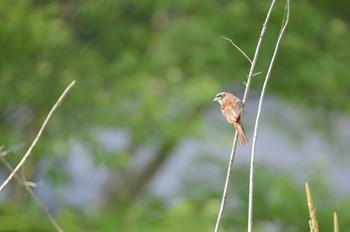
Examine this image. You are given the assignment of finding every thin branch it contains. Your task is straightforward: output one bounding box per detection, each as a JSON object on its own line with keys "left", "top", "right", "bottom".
{"left": 222, "top": 36, "right": 253, "bottom": 64}
{"left": 214, "top": 132, "right": 239, "bottom": 232}
{"left": 243, "top": 0, "right": 277, "bottom": 104}
{"left": 214, "top": 1, "right": 279, "bottom": 231}
{"left": 248, "top": 1, "right": 289, "bottom": 231}
{"left": 252, "top": 72, "right": 262, "bottom": 77}
{"left": 0, "top": 80, "right": 76, "bottom": 192}
{"left": 0, "top": 154, "right": 64, "bottom": 232}
{"left": 305, "top": 182, "right": 319, "bottom": 232}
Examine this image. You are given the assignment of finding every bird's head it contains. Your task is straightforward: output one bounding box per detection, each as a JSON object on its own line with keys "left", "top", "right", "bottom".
{"left": 213, "top": 92, "right": 229, "bottom": 104}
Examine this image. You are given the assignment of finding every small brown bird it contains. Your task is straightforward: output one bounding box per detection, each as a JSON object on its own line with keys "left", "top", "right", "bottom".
{"left": 213, "top": 91, "right": 249, "bottom": 145}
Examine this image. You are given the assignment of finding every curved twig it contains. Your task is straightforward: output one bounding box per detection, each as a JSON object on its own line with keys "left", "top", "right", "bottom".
{"left": 0, "top": 80, "right": 76, "bottom": 192}
{"left": 222, "top": 36, "right": 253, "bottom": 64}
{"left": 247, "top": 1, "right": 289, "bottom": 231}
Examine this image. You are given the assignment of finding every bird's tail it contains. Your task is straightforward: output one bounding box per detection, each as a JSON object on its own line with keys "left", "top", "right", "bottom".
{"left": 235, "top": 122, "right": 249, "bottom": 145}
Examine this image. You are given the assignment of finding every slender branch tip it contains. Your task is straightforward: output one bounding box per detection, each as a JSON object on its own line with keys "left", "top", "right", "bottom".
{"left": 222, "top": 35, "right": 253, "bottom": 64}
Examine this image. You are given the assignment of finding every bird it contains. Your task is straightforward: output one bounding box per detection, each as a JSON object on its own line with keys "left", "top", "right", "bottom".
{"left": 213, "top": 91, "right": 249, "bottom": 145}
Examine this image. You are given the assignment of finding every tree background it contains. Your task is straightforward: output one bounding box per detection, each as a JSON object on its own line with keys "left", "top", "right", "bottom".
{"left": 1, "top": 0, "right": 350, "bottom": 231}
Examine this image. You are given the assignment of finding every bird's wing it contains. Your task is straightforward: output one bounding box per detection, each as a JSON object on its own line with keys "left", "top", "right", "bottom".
{"left": 221, "top": 98, "right": 242, "bottom": 122}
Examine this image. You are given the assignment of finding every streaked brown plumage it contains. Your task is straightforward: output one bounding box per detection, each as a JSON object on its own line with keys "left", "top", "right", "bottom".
{"left": 213, "top": 92, "right": 249, "bottom": 145}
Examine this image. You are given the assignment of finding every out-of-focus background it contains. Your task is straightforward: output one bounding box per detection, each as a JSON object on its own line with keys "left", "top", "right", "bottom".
{"left": 1, "top": 0, "right": 350, "bottom": 231}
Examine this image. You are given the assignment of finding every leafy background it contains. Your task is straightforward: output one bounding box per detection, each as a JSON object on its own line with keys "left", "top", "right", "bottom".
{"left": 0, "top": 0, "right": 350, "bottom": 231}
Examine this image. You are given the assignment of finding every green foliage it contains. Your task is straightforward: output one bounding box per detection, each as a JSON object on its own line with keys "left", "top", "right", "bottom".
{"left": 1, "top": 0, "right": 349, "bottom": 150}
{"left": 1, "top": 165, "right": 344, "bottom": 231}
{"left": 0, "top": 202, "right": 55, "bottom": 231}
{"left": 182, "top": 163, "right": 350, "bottom": 231}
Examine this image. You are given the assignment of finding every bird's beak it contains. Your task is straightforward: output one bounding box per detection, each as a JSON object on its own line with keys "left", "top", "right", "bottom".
{"left": 213, "top": 97, "right": 218, "bottom": 102}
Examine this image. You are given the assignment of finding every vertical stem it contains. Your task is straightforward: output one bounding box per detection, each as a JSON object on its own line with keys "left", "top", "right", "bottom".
{"left": 305, "top": 182, "right": 319, "bottom": 232}
{"left": 247, "top": 1, "right": 289, "bottom": 231}
{"left": 214, "top": 134, "right": 238, "bottom": 232}
{"left": 333, "top": 212, "right": 339, "bottom": 232}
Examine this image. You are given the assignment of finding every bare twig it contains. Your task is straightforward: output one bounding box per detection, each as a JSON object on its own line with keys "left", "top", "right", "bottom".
{"left": 0, "top": 153, "right": 64, "bottom": 232}
{"left": 0, "top": 153, "right": 21, "bottom": 186}
{"left": 214, "top": 133, "right": 239, "bottom": 232}
{"left": 214, "top": 1, "right": 280, "bottom": 231}
{"left": 333, "top": 212, "right": 339, "bottom": 232}
{"left": 0, "top": 80, "right": 76, "bottom": 192}
{"left": 305, "top": 182, "right": 319, "bottom": 232}
{"left": 252, "top": 72, "right": 262, "bottom": 77}
{"left": 242, "top": 0, "right": 278, "bottom": 105}
{"left": 247, "top": 1, "right": 289, "bottom": 231}
{"left": 222, "top": 36, "right": 253, "bottom": 64}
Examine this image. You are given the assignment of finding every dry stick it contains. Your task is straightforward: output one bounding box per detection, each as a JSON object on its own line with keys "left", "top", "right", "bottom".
{"left": 214, "top": 125, "right": 239, "bottom": 232}
{"left": 242, "top": 0, "right": 277, "bottom": 104}
{"left": 334, "top": 212, "right": 339, "bottom": 232}
{"left": 0, "top": 80, "right": 76, "bottom": 192}
{"left": 0, "top": 155, "right": 64, "bottom": 232}
{"left": 222, "top": 36, "right": 253, "bottom": 64}
{"left": 214, "top": 1, "right": 278, "bottom": 231}
{"left": 305, "top": 182, "right": 319, "bottom": 232}
{"left": 247, "top": 2, "right": 289, "bottom": 231}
